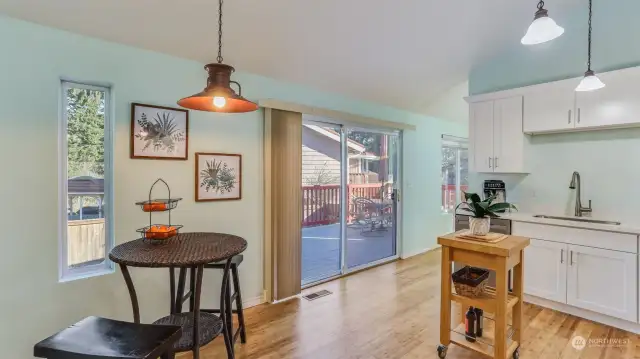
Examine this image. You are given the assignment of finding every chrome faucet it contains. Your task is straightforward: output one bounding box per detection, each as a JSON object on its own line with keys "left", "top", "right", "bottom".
{"left": 569, "top": 171, "right": 592, "bottom": 217}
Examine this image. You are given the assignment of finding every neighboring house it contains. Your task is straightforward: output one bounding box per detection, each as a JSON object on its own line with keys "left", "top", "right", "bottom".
{"left": 302, "top": 125, "right": 378, "bottom": 185}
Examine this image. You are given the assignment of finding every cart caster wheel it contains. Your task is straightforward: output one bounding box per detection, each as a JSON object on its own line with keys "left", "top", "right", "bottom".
{"left": 513, "top": 347, "right": 520, "bottom": 359}
{"left": 437, "top": 344, "right": 448, "bottom": 358}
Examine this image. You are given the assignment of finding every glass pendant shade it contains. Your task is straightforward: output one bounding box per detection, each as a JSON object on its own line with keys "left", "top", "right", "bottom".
{"left": 178, "top": 64, "right": 258, "bottom": 113}
{"left": 521, "top": 10, "right": 564, "bottom": 45}
{"left": 575, "top": 70, "right": 606, "bottom": 92}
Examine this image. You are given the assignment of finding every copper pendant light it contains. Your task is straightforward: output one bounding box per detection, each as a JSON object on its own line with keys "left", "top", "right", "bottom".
{"left": 178, "top": 0, "right": 258, "bottom": 113}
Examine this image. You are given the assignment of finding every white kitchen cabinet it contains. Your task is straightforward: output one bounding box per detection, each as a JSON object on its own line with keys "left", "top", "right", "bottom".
{"left": 469, "top": 101, "right": 494, "bottom": 172}
{"left": 566, "top": 244, "right": 637, "bottom": 322}
{"left": 523, "top": 79, "right": 576, "bottom": 134}
{"left": 575, "top": 68, "right": 640, "bottom": 130}
{"left": 469, "top": 96, "right": 525, "bottom": 173}
{"left": 494, "top": 96, "right": 525, "bottom": 172}
{"left": 524, "top": 238, "right": 567, "bottom": 303}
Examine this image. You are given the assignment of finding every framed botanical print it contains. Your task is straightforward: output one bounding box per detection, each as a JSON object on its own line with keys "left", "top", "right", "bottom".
{"left": 195, "top": 152, "right": 242, "bottom": 201}
{"left": 130, "top": 103, "right": 189, "bottom": 160}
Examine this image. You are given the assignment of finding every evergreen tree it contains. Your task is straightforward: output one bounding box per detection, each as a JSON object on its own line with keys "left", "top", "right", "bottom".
{"left": 66, "top": 88, "right": 105, "bottom": 177}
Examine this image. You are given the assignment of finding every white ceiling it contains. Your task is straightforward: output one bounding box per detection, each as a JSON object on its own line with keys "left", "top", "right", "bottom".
{"left": 0, "top": 0, "right": 580, "bottom": 114}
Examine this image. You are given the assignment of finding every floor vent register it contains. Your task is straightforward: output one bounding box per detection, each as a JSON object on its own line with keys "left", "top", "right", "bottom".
{"left": 302, "top": 289, "right": 332, "bottom": 301}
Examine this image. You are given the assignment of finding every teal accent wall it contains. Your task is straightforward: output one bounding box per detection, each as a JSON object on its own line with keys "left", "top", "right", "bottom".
{"left": 470, "top": 0, "right": 640, "bottom": 95}
{"left": 0, "top": 15, "right": 464, "bottom": 357}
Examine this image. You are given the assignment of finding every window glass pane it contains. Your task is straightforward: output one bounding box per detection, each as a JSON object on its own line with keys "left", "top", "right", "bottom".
{"left": 65, "top": 85, "right": 108, "bottom": 269}
{"left": 441, "top": 145, "right": 456, "bottom": 212}
{"left": 459, "top": 148, "right": 469, "bottom": 195}
{"left": 441, "top": 136, "right": 468, "bottom": 213}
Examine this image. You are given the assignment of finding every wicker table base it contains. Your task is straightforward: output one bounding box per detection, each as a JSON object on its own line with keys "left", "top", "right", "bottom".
{"left": 153, "top": 312, "right": 223, "bottom": 352}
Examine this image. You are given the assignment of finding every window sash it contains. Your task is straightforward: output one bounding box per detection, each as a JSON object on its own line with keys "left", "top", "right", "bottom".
{"left": 58, "top": 80, "right": 114, "bottom": 281}
{"left": 442, "top": 135, "right": 468, "bottom": 214}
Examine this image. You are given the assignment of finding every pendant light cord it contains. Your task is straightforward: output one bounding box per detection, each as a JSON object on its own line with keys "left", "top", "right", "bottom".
{"left": 217, "top": 0, "right": 224, "bottom": 64}
{"left": 587, "top": 0, "right": 592, "bottom": 71}
{"left": 537, "top": 0, "right": 544, "bottom": 10}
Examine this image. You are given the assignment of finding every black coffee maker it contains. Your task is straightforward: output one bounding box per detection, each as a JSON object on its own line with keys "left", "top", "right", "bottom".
{"left": 483, "top": 180, "right": 506, "bottom": 203}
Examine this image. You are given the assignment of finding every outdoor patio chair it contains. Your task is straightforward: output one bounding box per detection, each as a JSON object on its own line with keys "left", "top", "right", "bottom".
{"left": 351, "top": 197, "right": 384, "bottom": 235}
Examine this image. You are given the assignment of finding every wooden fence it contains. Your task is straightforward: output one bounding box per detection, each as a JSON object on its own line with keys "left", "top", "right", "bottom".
{"left": 67, "top": 218, "right": 106, "bottom": 266}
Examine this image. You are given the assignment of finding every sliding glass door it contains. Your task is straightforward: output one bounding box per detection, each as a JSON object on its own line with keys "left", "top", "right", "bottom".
{"left": 301, "top": 119, "right": 401, "bottom": 286}
{"left": 345, "top": 129, "right": 399, "bottom": 269}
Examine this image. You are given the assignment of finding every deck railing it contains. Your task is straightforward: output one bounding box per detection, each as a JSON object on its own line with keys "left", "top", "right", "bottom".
{"left": 302, "top": 184, "right": 386, "bottom": 227}
{"left": 442, "top": 184, "right": 469, "bottom": 212}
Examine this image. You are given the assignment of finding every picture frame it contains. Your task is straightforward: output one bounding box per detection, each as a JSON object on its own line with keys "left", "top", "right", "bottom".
{"left": 195, "top": 152, "right": 242, "bottom": 202}
{"left": 130, "top": 103, "right": 189, "bottom": 160}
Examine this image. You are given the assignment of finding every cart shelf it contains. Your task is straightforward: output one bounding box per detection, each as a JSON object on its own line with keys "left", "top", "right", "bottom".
{"left": 451, "top": 287, "right": 519, "bottom": 313}
{"left": 450, "top": 315, "right": 516, "bottom": 357}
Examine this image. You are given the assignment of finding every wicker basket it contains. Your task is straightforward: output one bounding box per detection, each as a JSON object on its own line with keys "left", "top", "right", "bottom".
{"left": 452, "top": 266, "right": 490, "bottom": 297}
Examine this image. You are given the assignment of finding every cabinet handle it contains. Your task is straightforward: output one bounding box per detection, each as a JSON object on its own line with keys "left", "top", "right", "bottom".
{"left": 578, "top": 108, "right": 581, "bottom": 124}
{"left": 570, "top": 251, "right": 574, "bottom": 265}
{"left": 488, "top": 157, "right": 492, "bottom": 168}
{"left": 568, "top": 109, "right": 572, "bottom": 124}
{"left": 495, "top": 157, "right": 498, "bottom": 168}
{"left": 560, "top": 249, "right": 564, "bottom": 263}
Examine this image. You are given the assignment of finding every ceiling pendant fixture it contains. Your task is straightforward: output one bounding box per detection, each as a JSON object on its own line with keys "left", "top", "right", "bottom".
{"left": 178, "top": 0, "right": 258, "bottom": 113}
{"left": 521, "top": 0, "right": 564, "bottom": 45}
{"left": 575, "top": 0, "right": 605, "bottom": 92}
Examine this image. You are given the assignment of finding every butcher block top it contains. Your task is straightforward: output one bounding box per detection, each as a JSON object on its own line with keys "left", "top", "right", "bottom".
{"left": 438, "top": 231, "right": 530, "bottom": 257}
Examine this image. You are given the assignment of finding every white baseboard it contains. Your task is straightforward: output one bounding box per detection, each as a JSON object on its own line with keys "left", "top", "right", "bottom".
{"left": 525, "top": 294, "right": 640, "bottom": 334}
{"left": 243, "top": 295, "right": 266, "bottom": 309}
{"left": 401, "top": 246, "right": 439, "bottom": 259}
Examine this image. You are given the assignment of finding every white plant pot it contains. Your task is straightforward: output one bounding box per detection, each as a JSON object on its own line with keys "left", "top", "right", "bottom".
{"left": 469, "top": 217, "right": 491, "bottom": 236}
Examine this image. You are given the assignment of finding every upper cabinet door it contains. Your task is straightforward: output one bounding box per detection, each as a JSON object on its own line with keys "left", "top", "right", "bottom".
{"left": 493, "top": 96, "right": 524, "bottom": 173}
{"left": 523, "top": 80, "right": 576, "bottom": 134}
{"left": 575, "top": 68, "right": 640, "bottom": 129}
{"left": 469, "top": 101, "right": 494, "bottom": 172}
{"left": 566, "top": 244, "right": 637, "bottom": 322}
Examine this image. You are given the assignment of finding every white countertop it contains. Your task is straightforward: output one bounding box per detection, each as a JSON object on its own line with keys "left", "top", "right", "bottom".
{"left": 496, "top": 212, "right": 640, "bottom": 235}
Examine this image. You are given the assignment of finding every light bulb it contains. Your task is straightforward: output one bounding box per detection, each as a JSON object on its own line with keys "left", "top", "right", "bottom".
{"left": 213, "top": 96, "right": 226, "bottom": 108}
{"left": 575, "top": 71, "right": 606, "bottom": 92}
{"left": 521, "top": 13, "right": 564, "bottom": 45}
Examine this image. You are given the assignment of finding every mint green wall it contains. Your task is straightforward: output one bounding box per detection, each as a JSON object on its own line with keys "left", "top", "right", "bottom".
{"left": 470, "top": 0, "right": 640, "bottom": 95}
{"left": 468, "top": 1, "right": 640, "bottom": 223}
{"left": 0, "top": 15, "right": 464, "bottom": 357}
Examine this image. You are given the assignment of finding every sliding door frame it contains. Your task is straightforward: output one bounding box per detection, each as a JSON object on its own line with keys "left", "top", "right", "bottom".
{"left": 301, "top": 118, "right": 403, "bottom": 287}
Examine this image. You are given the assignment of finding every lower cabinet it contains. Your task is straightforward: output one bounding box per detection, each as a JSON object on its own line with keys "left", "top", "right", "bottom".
{"left": 524, "top": 239, "right": 638, "bottom": 322}
{"left": 524, "top": 238, "right": 567, "bottom": 303}
{"left": 567, "top": 244, "right": 638, "bottom": 322}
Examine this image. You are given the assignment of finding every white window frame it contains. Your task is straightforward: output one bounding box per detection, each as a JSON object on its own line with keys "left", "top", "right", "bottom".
{"left": 58, "top": 80, "right": 115, "bottom": 282}
{"left": 441, "top": 135, "right": 468, "bottom": 214}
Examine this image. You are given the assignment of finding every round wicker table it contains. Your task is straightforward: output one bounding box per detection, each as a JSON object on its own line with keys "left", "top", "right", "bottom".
{"left": 109, "top": 232, "right": 247, "bottom": 359}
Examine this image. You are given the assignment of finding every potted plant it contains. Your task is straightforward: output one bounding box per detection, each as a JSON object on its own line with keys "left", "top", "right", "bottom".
{"left": 455, "top": 192, "right": 517, "bottom": 236}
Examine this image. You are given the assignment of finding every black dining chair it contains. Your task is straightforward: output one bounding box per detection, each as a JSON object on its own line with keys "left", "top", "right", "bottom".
{"left": 34, "top": 316, "right": 182, "bottom": 359}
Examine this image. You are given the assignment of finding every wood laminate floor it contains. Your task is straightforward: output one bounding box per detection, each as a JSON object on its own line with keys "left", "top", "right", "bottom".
{"left": 186, "top": 249, "right": 640, "bottom": 359}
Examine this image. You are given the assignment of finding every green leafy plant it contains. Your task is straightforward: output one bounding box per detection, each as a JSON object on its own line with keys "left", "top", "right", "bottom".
{"left": 200, "top": 159, "right": 237, "bottom": 194}
{"left": 455, "top": 192, "right": 517, "bottom": 218}
{"left": 135, "top": 111, "right": 186, "bottom": 153}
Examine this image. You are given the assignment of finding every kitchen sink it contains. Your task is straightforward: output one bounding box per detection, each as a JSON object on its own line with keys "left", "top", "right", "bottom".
{"left": 533, "top": 215, "right": 621, "bottom": 226}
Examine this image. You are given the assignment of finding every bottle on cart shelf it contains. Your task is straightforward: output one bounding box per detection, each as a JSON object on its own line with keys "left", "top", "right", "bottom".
{"left": 465, "top": 306, "right": 477, "bottom": 342}
{"left": 474, "top": 307, "right": 483, "bottom": 337}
